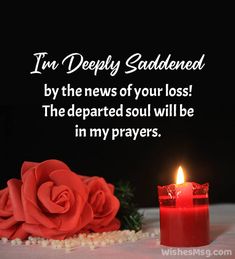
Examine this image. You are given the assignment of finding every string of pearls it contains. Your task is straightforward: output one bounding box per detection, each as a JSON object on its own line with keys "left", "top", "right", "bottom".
{"left": 1, "top": 229, "right": 160, "bottom": 252}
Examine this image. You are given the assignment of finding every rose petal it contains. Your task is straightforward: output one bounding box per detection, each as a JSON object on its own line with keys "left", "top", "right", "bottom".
{"left": 87, "top": 217, "right": 121, "bottom": 232}
{"left": 108, "top": 183, "right": 114, "bottom": 194}
{"left": 21, "top": 169, "right": 58, "bottom": 228}
{"left": 92, "top": 195, "right": 120, "bottom": 226}
{"left": 37, "top": 182, "right": 74, "bottom": 214}
{"left": 11, "top": 223, "right": 29, "bottom": 240}
{"left": 23, "top": 201, "right": 93, "bottom": 240}
{"left": 90, "top": 190, "right": 105, "bottom": 213}
{"left": 79, "top": 175, "right": 90, "bottom": 181}
{"left": 58, "top": 194, "right": 89, "bottom": 232}
{"left": 21, "top": 159, "right": 70, "bottom": 183}
{"left": 21, "top": 162, "right": 39, "bottom": 176}
{"left": 50, "top": 170, "right": 87, "bottom": 195}
{"left": 84, "top": 177, "right": 120, "bottom": 229}
{"left": 0, "top": 224, "right": 19, "bottom": 239}
{"left": 0, "top": 216, "right": 18, "bottom": 229}
{"left": 0, "top": 188, "right": 12, "bottom": 217}
{"left": 71, "top": 202, "right": 93, "bottom": 235}
{"left": 50, "top": 171, "right": 93, "bottom": 233}
{"left": 21, "top": 161, "right": 71, "bottom": 228}
{"left": 8, "top": 179, "right": 25, "bottom": 221}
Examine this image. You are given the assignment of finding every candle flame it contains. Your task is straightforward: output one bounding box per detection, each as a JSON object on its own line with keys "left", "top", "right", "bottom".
{"left": 176, "top": 166, "right": 184, "bottom": 184}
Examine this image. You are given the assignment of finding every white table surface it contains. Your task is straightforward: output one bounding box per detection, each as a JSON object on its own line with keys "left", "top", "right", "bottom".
{"left": 1, "top": 204, "right": 234, "bottom": 259}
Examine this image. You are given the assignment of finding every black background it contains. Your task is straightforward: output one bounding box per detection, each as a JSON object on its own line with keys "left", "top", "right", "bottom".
{"left": 0, "top": 6, "right": 234, "bottom": 207}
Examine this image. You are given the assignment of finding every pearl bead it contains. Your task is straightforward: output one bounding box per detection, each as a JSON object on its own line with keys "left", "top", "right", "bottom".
{"left": 1, "top": 237, "right": 8, "bottom": 244}
{"left": 101, "top": 241, "right": 106, "bottom": 247}
{"left": 11, "top": 240, "right": 17, "bottom": 246}
{"left": 25, "top": 240, "right": 31, "bottom": 246}
{"left": 41, "top": 240, "right": 48, "bottom": 247}
{"left": 1, "top": 229, "right": 154, "bottom": 251}
{"left": 17, "top": 239, "right": 23, "bottom": 245}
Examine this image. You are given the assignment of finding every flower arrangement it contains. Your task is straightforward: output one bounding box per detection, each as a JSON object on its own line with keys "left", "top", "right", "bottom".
{"left": 0, "top": 159, "right": 143, "bottom": 241}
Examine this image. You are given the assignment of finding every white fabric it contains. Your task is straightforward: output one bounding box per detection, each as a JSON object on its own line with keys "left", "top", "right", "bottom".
{"left": 0, "top": 204, "right": 234, "bottom": 259}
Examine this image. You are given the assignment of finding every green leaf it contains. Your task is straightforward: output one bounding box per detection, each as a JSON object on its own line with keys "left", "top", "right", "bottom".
{"left": 115, "top": 180, "right": 143, "bottom": 232}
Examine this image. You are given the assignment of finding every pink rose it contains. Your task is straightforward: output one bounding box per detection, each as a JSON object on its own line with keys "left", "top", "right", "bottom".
{"left": 0, "top": 179, "right": 28, "bottom": 239}
{"left": 82, "top": 176, "right": 120, "bottom": 232}
{"left": 20, "top": 159, "right": 93, "bottom": 239}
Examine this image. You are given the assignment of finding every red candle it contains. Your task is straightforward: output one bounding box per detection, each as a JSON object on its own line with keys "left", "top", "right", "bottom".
{"left": 158, "top": 166, "right": 210, "bottom": 247}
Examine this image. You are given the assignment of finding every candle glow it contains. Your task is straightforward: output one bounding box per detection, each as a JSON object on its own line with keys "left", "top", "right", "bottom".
{"left": 176, "top": 166, "right": 184, "bottom": 184}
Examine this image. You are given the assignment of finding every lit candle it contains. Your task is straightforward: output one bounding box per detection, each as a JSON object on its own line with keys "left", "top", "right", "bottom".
{"left": 157, "top": 166, "right": 210, "bottom": 247}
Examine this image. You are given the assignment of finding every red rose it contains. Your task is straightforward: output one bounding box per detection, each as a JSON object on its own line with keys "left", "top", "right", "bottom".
{"left": 20, "top": 159, "right": 93, "bottom": 239}
{"left": 0, "top": 179, "right": 28, "bottom": 239}
{"left": 82, "top": 176, "right": 120, "bottom": 232}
